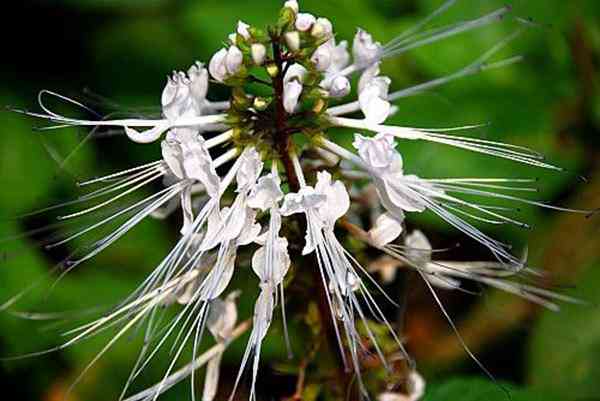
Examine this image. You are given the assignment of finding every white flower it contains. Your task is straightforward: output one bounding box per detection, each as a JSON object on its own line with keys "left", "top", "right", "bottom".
{"left": 283, "top": 80, "right": 303, "bottom": 113}
{"left": 330, "top": 40, "right": 350, "bottom": 72}
{"left": 312, "top": 17, "right": 333, "bottom": 39}
{"left": 161, "top": 63, "right": 209, "bottom": 121}
{"left": 353, "top": 133, "right": 428, "bottom": 214}
{"left": 208, "top": 48, "right": 229, "bottom": 82}
{"left": 203, "top": 291, "right": 240, "bottom": 401}
{"left": 368, "top": 212, "right": 403, "bottom": 247}
{"left": 247, "top": 174, "right": 284, "bottom": 211}
{"left": 284, "top": 63, "right": 307, "bottom": 83}
{"left": 358, "top": 65, "right": 392, "bottom": 123}
{"left": 353, "top": 133, "right": 403, "bottom": 177}
{"left": 209, "top": 46, "right": 243, "bottom": 82}
{"left": 353, "top": 28, "right": 382, "bottom": 68}
{"left": 295, "top": 13, "right": 316, "bottom": 32}
{"left": 281, "top": 171, "right": 349, "bottom": 253}
{"left": 251, "top": 43, "right": 266, "bottom": 65}
{"left": 329, "top": 75, "right": 351, "bottom": 98}
{"left": 311, "top": 43, "right": 332, "bottom": 71}
{"left": 226, "top": 46, "right": 243, "bottom": 75}
{"left": 285, "top": 31, "right": 301, "bottom": 52}
{"left": 161, "top": 128, "right": 220, "bottom": 197}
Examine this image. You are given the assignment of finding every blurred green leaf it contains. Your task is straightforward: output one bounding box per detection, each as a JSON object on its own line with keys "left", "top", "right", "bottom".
{"left": 528, "top": 262, "right": 600, "bottom": 399}
{"left": 424, "top": 377, "right": 562, "bottom": 401}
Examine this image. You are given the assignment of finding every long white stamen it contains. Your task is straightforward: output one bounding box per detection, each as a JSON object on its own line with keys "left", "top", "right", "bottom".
{"left": 329, "top": 116, "right": 562, "bottom": 170}
{"left": 205, "top": 129, "right": 234, "bottom": 148}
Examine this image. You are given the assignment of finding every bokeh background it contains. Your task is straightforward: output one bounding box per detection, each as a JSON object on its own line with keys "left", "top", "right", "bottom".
{"left": 1, "top": 1, "right": 599, "bottom": 400}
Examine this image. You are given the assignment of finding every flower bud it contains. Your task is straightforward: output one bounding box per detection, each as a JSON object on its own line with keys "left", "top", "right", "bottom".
{"left": 353, "top": 28, "right": 382, "bottom": 67}
{"left": 251, "top": 43, "right": 267, "bottom": 65}
{"left": 311, "top": 44, "right": 332, "bottom": 71}
{"left": 295, "top": 13, "right": 315, "bottom": 32}
{"left": 266, "top": 63, "right": 279, "bottom": 78}
{"left": 329, "top": 76, "right": 351, "bottom": 98}
{"left": 237, "top": 21, "right": 251, "bottom": 39}
{"left": 311, "top": 17, "right": 332, "bottom": 39}
{"left": 284, "top": 0, "right": 299, "bottom": 14}
{"left": 209, "top": 48, "right": 228, "bottom": 82}
{"left": 283, "top": 80, "right": 303, "bottom": 113}
{"left": 284, "top": 63, "right": 307, "bottom": 84}
{"left": 284, "top": 31, "right": 301, "bottom": 52}
{"left": 225, "top": 46, "right": 243, "bottom": 75}
{"left": 253, "top": 96, "right": 270, "bottom": 111}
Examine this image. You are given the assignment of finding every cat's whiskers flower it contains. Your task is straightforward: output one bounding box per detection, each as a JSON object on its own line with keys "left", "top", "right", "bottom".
{"left": 7, "top": 2, "right": 597, "bottom": 401}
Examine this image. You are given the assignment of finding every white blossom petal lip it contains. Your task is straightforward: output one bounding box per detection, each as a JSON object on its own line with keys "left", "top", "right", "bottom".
{"left": 368, "top": 212, "right": 404, "bottom": 248}
{"left": 237, "top": 21, "right": 251, "bottom": 39}
{"left": 296, "top": 13, "right": 316, "bottom": 31}
{"left": 208, "top": 48, "right": 229, "bottom": 82}
{"left": 329, "top": 76, "right": 351, "bottom": 98}
{"left": 353, "top": 28, "right": 382, "bottom": 68}
{"left": 225, "top": 46, "right": 243, "bottom": 75}
{"left": 247, "top": 174, "right": 284, "bottom": 211}
{"left": 283, "top": 80, "right": 303, "bottom": 114}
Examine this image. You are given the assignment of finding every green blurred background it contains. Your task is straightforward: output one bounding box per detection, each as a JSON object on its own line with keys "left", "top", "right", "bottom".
{"left": 1, "top": 1, "right": 599, "bottom": 400}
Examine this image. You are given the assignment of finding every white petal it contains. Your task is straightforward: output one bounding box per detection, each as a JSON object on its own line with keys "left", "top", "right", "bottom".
{"left": 368, "top": 212, "right": 403, "bottom": 247}
{"left": 295, "top": 13, "right": 316, "bottom": 31}
{"left": 405, "top": 230, "right": 432, "bottom": 264}
{"left": 311, "top": 43, "right": 332, "bottom": 71}
{"left": 236, "top": 148, "right": 263, "bottom": 192}
{"left": 187, "top": 62, "right": 209, "bottom": 103}
{"left": 225, "top": 46, "right": 243, "bottom": 75}
{"left": 352, "top": 28, "right": 382, "bottom": 67}
{"left": 315, "top": 171, "right": 350, "bottom": 226}
{"left": 200, "top": 247, "right": 236, "bottom": 301}
{"left": 383, "top": 179, "right": 427, "bottom": 213}
{"left": 284, "top": 63, "right": 307, "bottom": 84}
{"left": 251, "top": 43, "right": 267, "bottom": 65}
{"left": 358, "top": 62, "right": 381, "bottom": 93}
{"left": 237, "top": 21, "right": 250, "bottom": 39}
{"left": 330, "top": 40, "right": 350, "bottom": 72}
{"left": 251, "top": 238, "right": 290, "bottom": 286}
{"left": 207, "top": 292, "right": 239, "bottom": 341}
{"left": 359, "top": 84, "right": 391, "bottom": 124}
{"left": 181, "top": 135, "right": 220, "bottom": 197}
{"left": 247, "top": 174, "right": 284, "bottom": 211}
{"left": 209, "top": 48, "right": 228, "bottom": 82}
{"left": 283, "top": 80, "right": 303, "bottom": 114}
{"left": 329, "top": 75, "right": 351, "bottom": 98}
{"left": 285, "top": 31, "right": 301, "bottom": 52}
{"left": 161, "top": 139, "right": 185, "bottom": 179}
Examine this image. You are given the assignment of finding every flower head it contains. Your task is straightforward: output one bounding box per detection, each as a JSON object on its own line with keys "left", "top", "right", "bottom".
{"left": 11, "top": 2, "right": 595, "bottom": 401}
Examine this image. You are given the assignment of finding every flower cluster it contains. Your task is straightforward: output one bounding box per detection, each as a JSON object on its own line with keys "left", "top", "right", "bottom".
{"left": 11, "top": 1, "right": 594, "bottom": 401}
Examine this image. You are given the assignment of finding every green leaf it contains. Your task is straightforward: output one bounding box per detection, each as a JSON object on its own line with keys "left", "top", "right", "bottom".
{"left": 424, "top": 377, "right": 562, "bottom": 401}
{"left": 528, "top": 262, "right": 600, "bottom": 399}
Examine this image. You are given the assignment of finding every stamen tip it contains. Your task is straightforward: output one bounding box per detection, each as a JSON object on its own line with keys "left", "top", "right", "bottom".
{"left": 585, "top": 208, "right": 600, "bottom": 219}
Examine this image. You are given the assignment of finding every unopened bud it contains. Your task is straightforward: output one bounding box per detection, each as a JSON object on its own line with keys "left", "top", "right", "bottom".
{"left": 266, "top": 63, "right": 279, "bottom": 78}
{"left": 251, "top": 43, "right": 267, "bottom": 65}
{"left": 329, "top": 76, "right": 351, "bottom": 98}
{"left": 253, "top": 96, "right": 270, "bottom": 111}
{"left": 296, "top": 13, "right": 316, "bottom": 32}
{"left": 225, "top": 46, "right": 243, "bottom": 75}
{"left": 284, "top": 0, "right": 299, "bottom": 14}
{"left": 285, "top": 31, "right": 301, "bottom": 52}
